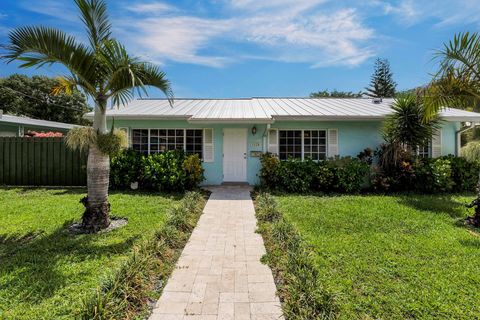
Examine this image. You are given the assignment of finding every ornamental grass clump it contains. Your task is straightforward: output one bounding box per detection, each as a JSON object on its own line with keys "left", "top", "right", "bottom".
{"left": 255, "top": 193, "right": 337, "bottom": 319}
{"left": 81, "top": 191, "right": 206, "bottom": 319}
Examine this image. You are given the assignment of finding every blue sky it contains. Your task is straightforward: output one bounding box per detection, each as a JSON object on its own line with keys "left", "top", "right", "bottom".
{"left": 0, "top": 0, "right": 479, "bottom": 98}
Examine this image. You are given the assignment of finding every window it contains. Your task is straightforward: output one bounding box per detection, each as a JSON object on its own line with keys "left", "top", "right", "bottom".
{"left": 186, "top": 129, "right": 203, "bottom": 159}
{"left": 278, "top": 129, "right": 327, "bottom": 161}
{"left": 279, "top": 130, "right": 302, "bottom": 160}
{"left": 303, "top": 130, "right": 327, "bottom": 160}
{"left": 131, "top": 128, "right": 203, "bottom": 158}
{"left": 418, "top": 143, "right": 430, "bottom": 158}
{"left": 132, "top": 129, "right": 148, "bottom": 154}
{"left": 150, "top": 129, "right": 184, "bottom": 154}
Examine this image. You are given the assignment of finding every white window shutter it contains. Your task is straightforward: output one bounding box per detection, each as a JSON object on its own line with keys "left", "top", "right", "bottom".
{"left": 203, "top": 128, "right": 214, "bottom": 162}
{"left": 267, "top": 129, "right": 278, "bottom": 155}
{"left": 431, "top": 129, "right": 442, "bottom": 158}
{"left": 328, "top": 129, "right": 339, "bottom": 158}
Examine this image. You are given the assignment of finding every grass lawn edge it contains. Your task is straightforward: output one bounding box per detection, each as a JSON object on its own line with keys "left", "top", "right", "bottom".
{"left": 80, "top": 190, "right": 209, "bottom": 319}
{"left": 253, "top": 192, "right": 337, "bottom": 320}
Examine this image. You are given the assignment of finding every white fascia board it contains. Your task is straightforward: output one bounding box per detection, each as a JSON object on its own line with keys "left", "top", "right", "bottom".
{"left": 0, "top": 117, "right": 77, "bottom": 129}
{"left": 442, "top": 116, "right": 480, "bottom": 122}
{"left": 272, "top": 115, "right": 386, "bottom": 121}
{"left": 83, "top": 113, "right": 191, "bottom": 121}
{"left": 187, "top": 118, "right": 274, "bottom": 124}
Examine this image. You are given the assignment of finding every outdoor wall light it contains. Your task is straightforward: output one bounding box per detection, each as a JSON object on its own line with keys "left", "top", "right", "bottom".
{"left": 252, "top": 126, "right": 257, "bottom": 135}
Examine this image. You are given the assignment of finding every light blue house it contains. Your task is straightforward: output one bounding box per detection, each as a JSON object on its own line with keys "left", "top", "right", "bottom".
{"left": 95, "top": 98, "right": 480, "bottom": 185}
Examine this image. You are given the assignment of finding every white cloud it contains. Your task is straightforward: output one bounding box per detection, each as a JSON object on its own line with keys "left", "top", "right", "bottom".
{"left": 118, "top": 0, "right": 375, "bottom": 68}
{"left": 118, "top": 16, "right": 233, "bottom": 67}
{"left": 20, "top": 0, "right": 77, "bottom": 22}
{"left": 229, "top": 0, "right": 326, "bottom": 12}
{"left": 382, "top": 0, "right": 419, "bottom": 25}
{"left": 371, "top": 0, "right": 480, "bottom": 27}
{"left": 127, "top": 2, "right": 177, "bottom": 14}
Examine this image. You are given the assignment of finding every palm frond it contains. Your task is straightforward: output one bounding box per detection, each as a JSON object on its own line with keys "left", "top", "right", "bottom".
{"left": 1, "top": 26, "right": 97, "bottom": 94}
{"left": 384, "top": 95, "right": 441, "bottom": 151}
{"left": 75, "top": 0, "right": 111, "bottom": 49}
{"left": 51, "top": 76, "right": 76, "bottom": 95}
{"left": 434, "top": 32, "right": 480, "bottom": 80}
{"left": 99, "top": 40, "right": 173, "bottom": 106}
{"left": 424, "top": 69, "right": 480, "bottom": 119}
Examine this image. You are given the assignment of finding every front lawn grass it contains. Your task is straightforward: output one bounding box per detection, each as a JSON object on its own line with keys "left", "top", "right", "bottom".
{"left": 0, "top": 188, "right": 180, "bottom": 320}
{"left": 276, "top": 193, "right": 480, "bottom": 319}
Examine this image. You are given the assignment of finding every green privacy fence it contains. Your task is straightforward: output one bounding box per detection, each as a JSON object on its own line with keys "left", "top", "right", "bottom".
{"left": 0, "top": 137, "right": 87, "bottom": 186}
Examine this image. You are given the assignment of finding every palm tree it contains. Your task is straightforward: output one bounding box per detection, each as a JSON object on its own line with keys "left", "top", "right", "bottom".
{"left": 423, "top": 32, "right": 480, "bottom": 117}
{"left": 383, "top": 94, "right": 440, "bottom": 154}
{"left": 423, "top": 32, "right": 480, "bottom": 226}
{"left": 1, "top": 0, "right": 173, "bottom": 232}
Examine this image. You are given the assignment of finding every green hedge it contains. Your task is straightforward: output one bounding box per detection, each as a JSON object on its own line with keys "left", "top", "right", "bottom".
{"left": 110, "top": 150, "right": 204, "bottom": 192}
{"left": 260, "top": 153, "right": 480, "bottom": 194}
{"left": 259, "top": 154, "right": 370, "bottom": 193}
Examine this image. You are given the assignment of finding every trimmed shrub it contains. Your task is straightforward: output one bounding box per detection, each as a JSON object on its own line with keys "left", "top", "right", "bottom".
{"left": 277, "top": 159, "right": 315, "bottom": 193}
{"left": 110, "top": 150, "right": 205, "bottom": 191}
{"left": 328, "top": 157, "right": 370, "bottom": 193}
{"left": 413, "top": 158, "right": 454, "bottom": 193}
{"left": 182, "top": 154, "right": 205, "bottom": 190}
{"left": 110, "top": 149, "right": 145, "bottom": 189}
{"left": 259, "top": 152, "right": 477, "bottom": 194}
{"left": 259, "top": 154, "right": 369, "bottom": 193}
{"left": 312, "top": 162, "right": 335, "bottom": 191}
{"left": 259, "top": 153, "right": 281, "bottom": 189}
{"left": 441, "top": 155, "right": 480, "bottom": 192}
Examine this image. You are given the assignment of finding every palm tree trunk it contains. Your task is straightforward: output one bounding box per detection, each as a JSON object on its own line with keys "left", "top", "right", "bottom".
{"left": 81, "top": 100, "right": 110, "bottom": 232}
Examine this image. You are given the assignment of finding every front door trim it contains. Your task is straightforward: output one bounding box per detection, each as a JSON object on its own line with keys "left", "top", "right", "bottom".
{"left": 223, "top": 128, "right": 248, "bottom": 182}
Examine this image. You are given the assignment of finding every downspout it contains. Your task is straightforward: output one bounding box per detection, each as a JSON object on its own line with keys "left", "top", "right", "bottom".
{"left": 456, "top": 122, "right": 478, "bottom": 156}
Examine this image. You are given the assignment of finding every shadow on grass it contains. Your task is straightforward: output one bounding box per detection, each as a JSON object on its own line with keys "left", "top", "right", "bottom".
{"left": 397, "top": 194, "right": 469, "bottom": 219}
{"left": 459, "top": 238, "right": 480, "bottom": 248}
{"left": 0, "top": 220, "right": 138, "bottom": 304}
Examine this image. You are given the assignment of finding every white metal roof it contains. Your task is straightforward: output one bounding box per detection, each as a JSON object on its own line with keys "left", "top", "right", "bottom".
{"left": 0, "top": 113, "right": 78, "bottom": 129}
{"left": 84, "top": 98, "right": 480, "bottom": 123}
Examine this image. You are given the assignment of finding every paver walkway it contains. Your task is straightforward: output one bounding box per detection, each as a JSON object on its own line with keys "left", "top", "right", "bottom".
{"left": 150, "top": 186, "right": 284, "bottom": 320}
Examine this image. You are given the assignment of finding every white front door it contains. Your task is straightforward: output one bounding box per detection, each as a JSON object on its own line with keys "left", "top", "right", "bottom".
{"left": 223, "top": 128, "right": 247, "bottom": 182}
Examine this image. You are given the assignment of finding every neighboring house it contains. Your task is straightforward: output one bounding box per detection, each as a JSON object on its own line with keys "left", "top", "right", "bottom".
{"left": 85, "top": 98, "right": 480, "bottom": 185}
{"left": 0, "top": 110, "right": 77, "bottom": 137}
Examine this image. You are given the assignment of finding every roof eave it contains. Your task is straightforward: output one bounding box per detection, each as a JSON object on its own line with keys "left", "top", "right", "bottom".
{"left": 84, "top": 113, "right": 191, "bottom": 121}
{"left": 442, "top": 116, "right": 480, "bottom": 122}
{"left": 187, "top": 118, "right": 274, "bottom": 124}
{"left": 272, "top": 115, "right": 386, "bottom": 121}
{"left": 0, "top": 118, "right": 78, "bottom": 129}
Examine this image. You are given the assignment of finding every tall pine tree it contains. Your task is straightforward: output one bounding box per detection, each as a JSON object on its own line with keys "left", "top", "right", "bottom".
{"left": 365, "top": 58, "right": 396, "bottom": 98}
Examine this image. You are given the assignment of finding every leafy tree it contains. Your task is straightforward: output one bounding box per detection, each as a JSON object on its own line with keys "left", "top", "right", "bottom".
{"left": 0, "top": 74, "right": 90, "bottom": 125}
{"left": 1, "top": 0, "right": 172, "bottom": 232}
{"left": 310, "top": 89, "right": 362, "bottom": 98}
{"left": 395, "top": 87, "right": 422, "bottom": 97}
{"left": 423, "top": 32, "right": 480, "bottom": 226}
{"left": 365, "top": 58, "right": 397, "bottom": 98}
{"left": 383, "top": 94, "right": 440, "bottom": 153}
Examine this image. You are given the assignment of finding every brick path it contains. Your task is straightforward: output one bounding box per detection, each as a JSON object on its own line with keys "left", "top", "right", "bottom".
{"left": 149, "top": 186, "right": 284, "bottom": 320}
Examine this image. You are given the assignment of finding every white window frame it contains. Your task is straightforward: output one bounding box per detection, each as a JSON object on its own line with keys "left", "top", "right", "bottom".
{"left": 131, "top": 128, "right": 206, "bottom": 160}
{"left": 276, "top": 129, "right": 328, "bottom": 161}
{"left": 417, "top": 143, "right": 431, "bottom": 158}
{"left": 417, "top": 128, "right": 442, "bottom": 158}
